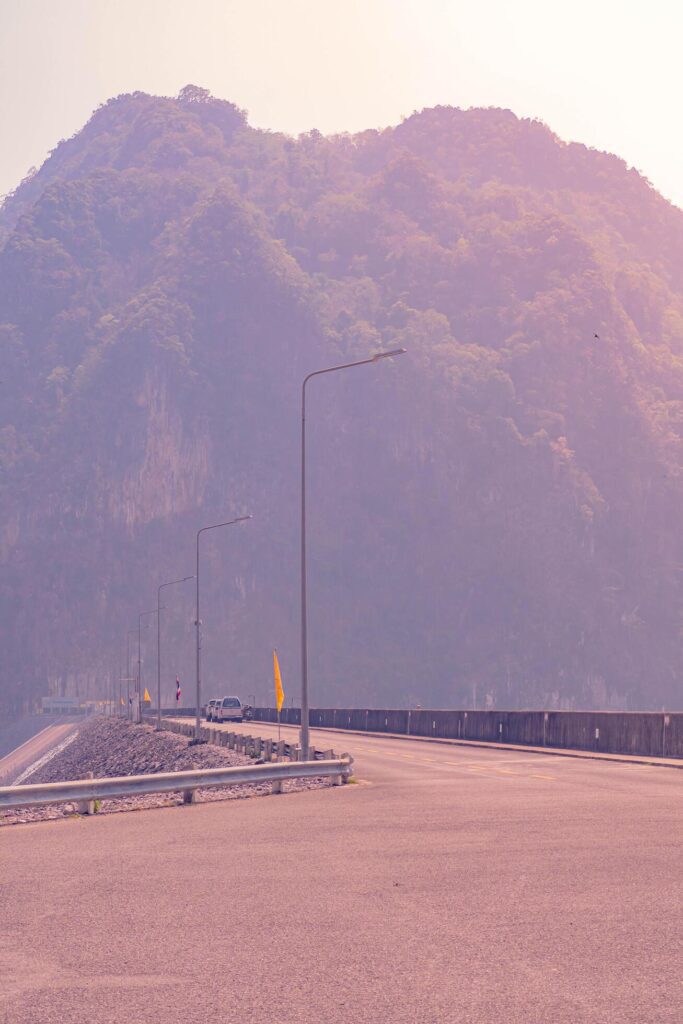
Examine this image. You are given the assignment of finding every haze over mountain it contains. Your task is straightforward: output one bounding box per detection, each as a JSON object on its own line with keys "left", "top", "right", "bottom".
{"left": 2, "top": 86, "right": 683, "bottom": 715}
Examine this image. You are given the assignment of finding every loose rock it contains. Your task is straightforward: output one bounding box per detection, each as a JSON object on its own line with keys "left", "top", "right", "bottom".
{"left": 1, "top": 717, "right": 331, "bottom": 826}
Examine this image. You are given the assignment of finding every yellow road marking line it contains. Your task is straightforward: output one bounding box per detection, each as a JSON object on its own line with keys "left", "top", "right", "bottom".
{"left": 530, "top": 773, "right": 556, "bottom": 780}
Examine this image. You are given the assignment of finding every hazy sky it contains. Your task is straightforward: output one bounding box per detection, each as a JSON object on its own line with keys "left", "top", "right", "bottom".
{"left": 1, "top": 0, "right": 682, "bottom": 207}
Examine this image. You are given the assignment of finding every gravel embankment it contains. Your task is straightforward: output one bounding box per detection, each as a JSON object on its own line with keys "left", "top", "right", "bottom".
{"left": 1, "top": 717, "right": 331, "bottom": 826}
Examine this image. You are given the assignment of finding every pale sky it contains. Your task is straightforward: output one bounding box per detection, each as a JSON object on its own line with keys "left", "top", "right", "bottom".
{"left": 1, "top": 0, "right": 682, "bottom": 207}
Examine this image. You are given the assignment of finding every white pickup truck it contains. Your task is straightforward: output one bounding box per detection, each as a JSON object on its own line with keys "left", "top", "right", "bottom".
{"left": 215, "top": 696, "right": 243, "bottom": 723}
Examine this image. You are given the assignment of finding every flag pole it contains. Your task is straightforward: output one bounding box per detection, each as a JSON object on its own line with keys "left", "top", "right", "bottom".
{"left": 273, "top": 648, "right": 284, "bottom": 744}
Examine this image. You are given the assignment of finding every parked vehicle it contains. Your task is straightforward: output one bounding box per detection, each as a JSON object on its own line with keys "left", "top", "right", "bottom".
{"left": 242, "top": 704, "right": 254, "bottom": 722}
{"left": 215, "top": 696, "right": 243, "bottom": 723}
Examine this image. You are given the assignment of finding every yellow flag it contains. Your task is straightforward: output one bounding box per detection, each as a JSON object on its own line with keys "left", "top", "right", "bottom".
{"left": 273, "top": 650, "right": 285, "bottom": 713}
{"left": 143, "top": 688, "right": 151, "bottom": 702}
{"left": 120, "top": 697, "right": 125, "bottom": 706}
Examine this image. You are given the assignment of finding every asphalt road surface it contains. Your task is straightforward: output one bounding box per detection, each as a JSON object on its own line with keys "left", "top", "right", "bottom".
{"left": 2, "top": 720, "right": 681, "bottom": 1024}
{"left": 0, "top": 720, "right": 78, "bottom": 784}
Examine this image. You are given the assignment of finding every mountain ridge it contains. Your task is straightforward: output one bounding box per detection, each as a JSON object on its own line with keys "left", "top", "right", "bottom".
{"left": 2, "top": 88, "right": 683, "bottom": 714}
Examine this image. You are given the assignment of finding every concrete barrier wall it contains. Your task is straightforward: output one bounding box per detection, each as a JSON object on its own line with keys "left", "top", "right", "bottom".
{"left": 251, "top": 706, "right": 683, "bottom": 759}
{"left": 157, "top": 708, "right": 199, "bottom": 718}
{"left": 666, "top": 713, "right": 683, "bottom": 759}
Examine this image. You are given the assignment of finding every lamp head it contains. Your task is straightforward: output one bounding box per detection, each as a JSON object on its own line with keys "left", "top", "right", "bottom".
{"left": 371, "top": 347, "right": 407, "bottom": 362}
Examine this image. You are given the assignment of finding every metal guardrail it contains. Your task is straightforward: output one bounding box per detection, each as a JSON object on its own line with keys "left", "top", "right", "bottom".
{"left": 0, "top": 756, "right": 353, "bottom": 811}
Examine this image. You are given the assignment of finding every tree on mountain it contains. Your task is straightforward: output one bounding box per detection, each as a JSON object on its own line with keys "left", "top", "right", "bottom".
{"left": 178, "top": 84, "right": 212, "bottom": 104}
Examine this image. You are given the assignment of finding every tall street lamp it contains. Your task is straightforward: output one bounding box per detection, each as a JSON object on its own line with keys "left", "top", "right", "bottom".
{"left": 194, "top": 515, "right": 252, "bottom": 741}
{"left": 120, "top": 675, "right": 135, "bottom": 717}
{"left": 138, "top": 609, "right": 158, "bottom": 723}
{"left": 126, "top": 629, "right": 137, "bottom": 720}
{"left": 300, "top": 348, "right": 406, "bottom": 758}
{"left": 157, "top": 575, "right": 194, "bottom": 731}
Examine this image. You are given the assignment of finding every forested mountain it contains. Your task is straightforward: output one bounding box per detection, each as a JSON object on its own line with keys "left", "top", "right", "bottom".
{"left": 2, "top": 85, "right": 683, "bottom": 714}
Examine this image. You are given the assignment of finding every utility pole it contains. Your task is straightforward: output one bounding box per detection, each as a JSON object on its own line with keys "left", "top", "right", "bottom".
{"left": 157, "top": 575, "right": 194, "bottom": 730}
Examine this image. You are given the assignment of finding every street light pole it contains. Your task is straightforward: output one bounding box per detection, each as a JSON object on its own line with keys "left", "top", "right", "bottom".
{"left": 126, "top": 630, "right": 136, "bottom": 720}
{"left": 157, "top": 575, "right": 194, "bottom": 731}
{"left": 299, "top": 348, "right": 406, "bottom": 759}
{"left": 195, "top": 515, "right": 252, "bottom": 741}
{"left": 138, "top": 609, "right": 158, "bottom": 724}
{"left": 120, "top": 677, "right": 135, "bottom": 717}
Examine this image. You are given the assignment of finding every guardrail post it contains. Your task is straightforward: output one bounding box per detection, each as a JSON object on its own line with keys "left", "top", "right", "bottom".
{"left": 183, "top": 788, "right": 196, "bottom": 804}
{"left": 78, "top": 772, "right": 95, "bottom": 815}
{"left": 271, "top": 778, "right": 283, "bottom": 794}
{"left": 340, "top": 753, "right": 353, "bottom": 784}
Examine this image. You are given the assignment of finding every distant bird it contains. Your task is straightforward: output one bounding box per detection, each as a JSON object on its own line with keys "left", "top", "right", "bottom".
{"left": 594, "top": 333, "right": 600, "bottom": 339}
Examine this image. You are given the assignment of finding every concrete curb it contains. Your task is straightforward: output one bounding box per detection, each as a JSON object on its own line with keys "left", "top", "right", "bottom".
{"left": 248, "top": 720, "right": 683, "bottom": 770}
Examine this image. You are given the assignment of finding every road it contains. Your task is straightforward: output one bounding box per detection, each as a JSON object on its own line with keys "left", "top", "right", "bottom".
{"left": 0, "top": 720, "right": 78, "bottom": 785}
{"left": 1, "top": 720, "right": 681, "bottom": 1024}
